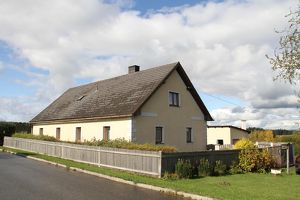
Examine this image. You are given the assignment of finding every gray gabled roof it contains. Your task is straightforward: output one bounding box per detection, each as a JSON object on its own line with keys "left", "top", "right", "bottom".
{"left": 31, "top": 62, "right": 213, "bottom": 123}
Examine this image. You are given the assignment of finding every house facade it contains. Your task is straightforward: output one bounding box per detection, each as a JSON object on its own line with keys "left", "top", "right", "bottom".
{"left": 207, "top": 125, "right": 249, "bottom": 145}
{"left": 31, "top": 62, "right": 213, "bottom": 152}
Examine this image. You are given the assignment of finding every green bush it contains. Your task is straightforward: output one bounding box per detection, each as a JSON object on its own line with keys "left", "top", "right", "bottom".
{"left": 162, "top": 172, "right": 179, "bottom": 180}
{"left": 0, "top": 122, "right": 31, "bottom": 145}
{"left": 214, "top": 160, "right": 227, "bottom": 176}
{"left": 198, "top": 158, "right": 213, "bottom": 177}
{"left": 229, "top": 161, "right": 243, "bottom": 174}
{"left": 12, "top": 133, "right": 57, "bottom": 142}
{"left": 11, "top": 135, "right": 176, "bottom": 152}
{"left": 239, "top": 148, "right": 275, "bottom": 173}
{"left": 0, "top": 122, "right": 15, "bottom": 145}
{"left": 175, "top": 159, "right": 193, "bottom": 179}
{"left": 83, "top": 138, "right": 176, "bottom": 152}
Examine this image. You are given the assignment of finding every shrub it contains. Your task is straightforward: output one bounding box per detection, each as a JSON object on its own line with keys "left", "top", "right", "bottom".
{"left": 175, "top": 159, "right": 193, "bottom": 179}
{"left": 238, "top": 147, "right": 275, "bottom": 173}
{"left": 162, "top": 172, "right": 179, "bottom": 180}
{"left": 229, "top": 161, "right": 243, "bottom": 174}
{"left": 257, "top": 149, "right": 275, "bottom": 173}
{"left": 0, "top": 122, "right": 31, "bottom": 145}
{"left": 83, "top": 138, "right": 176, "bottom": 152}
{"left": 198, "top": 158, "right": 213, "bottom": 177}
{"left": 11, "top": 135, "right": 176, "bottom": 152}
{"left": 234, "top": 138, "right": 255, "bottom": 149}
{"left": 214, "top": 160, "right": 227, "bottom": 176}
{"left": 12, "top": 133, "right": 58, "bottom": 142}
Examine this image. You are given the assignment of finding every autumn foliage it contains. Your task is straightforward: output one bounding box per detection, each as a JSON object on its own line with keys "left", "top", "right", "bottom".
{"left": 249, "top": 130, "right": 274, "bottom": 142}
{"left": 234, "top": 138, "right": 255, "bottom": 149}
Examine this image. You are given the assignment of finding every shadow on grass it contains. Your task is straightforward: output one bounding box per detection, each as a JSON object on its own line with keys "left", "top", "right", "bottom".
{"left": 2, "top": 147, "right": 37, "bottom": 158}
{"left": 15, "top": 152, "right": 37, "bottom": 157}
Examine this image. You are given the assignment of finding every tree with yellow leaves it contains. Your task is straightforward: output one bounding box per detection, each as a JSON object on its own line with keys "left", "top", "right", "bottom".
{"left": 249, "top": 130, "right": 274, "bottom": 142}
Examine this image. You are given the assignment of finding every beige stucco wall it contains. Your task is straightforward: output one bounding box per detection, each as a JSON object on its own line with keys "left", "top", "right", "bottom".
{"left": 231, "top": 128, "right": 249, "bottom": 142}
{"left": 134, "top": 70, "right": 207, "bottom": 152}
{"left": 32, "top": 117, "right": 132, "bottom": 142}
{"left": 207, "top": 127, "right": 248, "bottom": 145}
{"left": 207, "top": 127, "right": 231, "bottom": 145}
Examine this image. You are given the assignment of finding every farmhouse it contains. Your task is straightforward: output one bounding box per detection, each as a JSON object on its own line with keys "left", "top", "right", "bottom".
{"left": 31, "top": 62, "right": 213, "bottom": 151}
{"left": 207, "top": 125, "right": 249, "bottom": 146}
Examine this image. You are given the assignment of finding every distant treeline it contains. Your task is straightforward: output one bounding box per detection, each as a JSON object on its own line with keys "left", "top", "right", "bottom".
{"left": 0, "top": 121, "right": 31, "bottom": 145}
{"left": 247, "top": 127, "right": 298, "bottom": 135}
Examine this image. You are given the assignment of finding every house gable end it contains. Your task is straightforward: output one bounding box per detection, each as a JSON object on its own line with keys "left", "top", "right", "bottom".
{"left": 133, "top": 62, "right": 213, "bottom": 121}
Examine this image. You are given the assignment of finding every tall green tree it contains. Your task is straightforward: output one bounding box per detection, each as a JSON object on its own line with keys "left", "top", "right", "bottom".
{"left": 267, "top": 5, "right": 300, "bottom": 86}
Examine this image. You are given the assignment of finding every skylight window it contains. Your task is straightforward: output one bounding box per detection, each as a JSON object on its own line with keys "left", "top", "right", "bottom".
{"left": 76, "top": 95, "right": 86, "bottom": 101}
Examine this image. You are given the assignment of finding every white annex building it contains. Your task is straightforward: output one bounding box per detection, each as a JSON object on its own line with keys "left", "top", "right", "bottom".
{"left": 207, "top": 125, "right": 249, "bottom": 145}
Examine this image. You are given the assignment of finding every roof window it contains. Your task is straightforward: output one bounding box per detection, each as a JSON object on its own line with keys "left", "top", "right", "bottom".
{"left": 76, "top": 95, "right": 86, "bottom": 101}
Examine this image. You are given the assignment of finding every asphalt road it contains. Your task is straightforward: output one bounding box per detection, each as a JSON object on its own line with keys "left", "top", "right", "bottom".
{"left": 0, "top": 152, "right": 183, "bottom": 200}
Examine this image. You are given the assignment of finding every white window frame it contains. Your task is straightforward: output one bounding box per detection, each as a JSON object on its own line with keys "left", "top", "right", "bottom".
{"left": 168, "top": 91, "right": 180, "bottom": 107}
{"left": 186, "top": 127, "right": 193, "bottom": 143}
{"left": 155, "top": 126, "right": 164, "bottom": 144}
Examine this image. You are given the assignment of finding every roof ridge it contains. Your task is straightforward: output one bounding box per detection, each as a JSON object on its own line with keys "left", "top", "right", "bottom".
{"left": 69, "top": 62, "right": 180, "bottom": 91}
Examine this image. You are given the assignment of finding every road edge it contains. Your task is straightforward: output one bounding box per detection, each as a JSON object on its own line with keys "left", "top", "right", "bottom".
{"left": 1, "top": 148, "right": 214, "bottom": 200}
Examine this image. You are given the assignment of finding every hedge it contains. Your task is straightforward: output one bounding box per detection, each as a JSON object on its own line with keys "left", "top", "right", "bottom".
{"left": 0, "top": 122, "right": 31, "bottom": 145}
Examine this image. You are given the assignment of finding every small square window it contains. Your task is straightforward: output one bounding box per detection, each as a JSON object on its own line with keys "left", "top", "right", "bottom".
{"left": 155, "top": 126, "right": 163, "bottom": 144}
{"left": 217, "top": 139, "right": 224, "bottom": 145}
{"left": 186, "top": 127, "right": 192, "bottom": 143}
{"left": 169, "top": 92, "right": 179, "bottom": 107}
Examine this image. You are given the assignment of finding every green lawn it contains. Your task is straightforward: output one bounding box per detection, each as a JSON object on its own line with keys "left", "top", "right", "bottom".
{"left": 1, "top": 146, "right": 299, "bottom": 200}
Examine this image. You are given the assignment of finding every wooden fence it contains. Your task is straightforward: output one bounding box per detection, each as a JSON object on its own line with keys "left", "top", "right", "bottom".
{"left": 3, "top": 137, "right": 162, "bottom": 177}
{"left": 4, "top": 137, "right": 289, "bottom": 177}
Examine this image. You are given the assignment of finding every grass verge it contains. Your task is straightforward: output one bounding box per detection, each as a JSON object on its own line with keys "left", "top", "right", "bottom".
{"left": 1, "top": 146, "right": 299, "bottom": 200}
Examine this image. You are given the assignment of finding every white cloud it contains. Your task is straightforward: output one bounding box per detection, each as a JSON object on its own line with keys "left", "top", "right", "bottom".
{"left": 0, "top": 97, "right": 45, "bottom": 122}
{"left": 0, "top": 61, "right": 3, "bottom": 71}
{"left": 0, "top": 0, "right": 299, "bottom": 129}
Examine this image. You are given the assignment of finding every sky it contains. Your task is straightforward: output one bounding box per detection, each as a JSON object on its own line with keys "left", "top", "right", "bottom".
{"left": 0, "top": 0, "right": 299, "bottom": 130}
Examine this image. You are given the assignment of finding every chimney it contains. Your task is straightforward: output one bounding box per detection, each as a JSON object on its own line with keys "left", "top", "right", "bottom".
{"left": 128, "top": 65, "right": 140, "bottom": 74}
{"left": 241, "top": 120, "right": 246, "bottom": 130}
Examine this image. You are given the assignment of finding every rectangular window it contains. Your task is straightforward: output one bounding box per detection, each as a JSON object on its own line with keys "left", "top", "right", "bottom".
{"left": 103, "top": 126, "right": 110, "bottom": 141}
{"left": 56, "top": 128, "right": 61, "bottom": 140}
{"left": 39, "top": 128, "right": 43, "bottom": 136}
{"left": 75, "top": 127, "right": 81, "bottom": 142}
{"left": 186, "top": 127, "right": 192, "bottom": 143}
{"left": 169, "top": 92, "right": 179, "bottom": 107}
{"left": 217, "top": 139, "right": 224, "bottom": 145}
{"left": 155, "top": 126, "right": 163, "bottom": 144}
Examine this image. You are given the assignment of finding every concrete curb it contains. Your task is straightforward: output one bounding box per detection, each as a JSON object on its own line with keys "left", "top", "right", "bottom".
{"left": 2, "top": 149, "right": 215, "bottom": 200}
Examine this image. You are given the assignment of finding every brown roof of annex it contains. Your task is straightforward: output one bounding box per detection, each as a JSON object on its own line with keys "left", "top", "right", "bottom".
{"left": 31, "top": 62, "right": 213, "bottom": 123}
